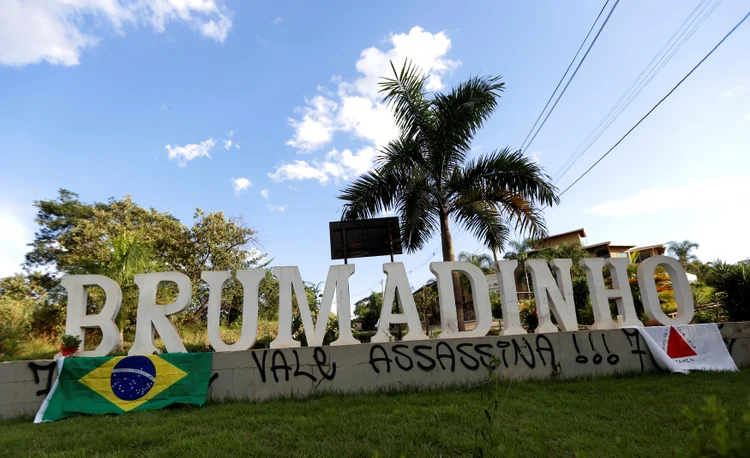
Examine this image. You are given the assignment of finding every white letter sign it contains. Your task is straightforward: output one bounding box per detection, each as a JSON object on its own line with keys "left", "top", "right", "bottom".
{"left": 372, "top": 262, "right": 426, "bottom": 343}
{"left": 638, "top": 255, "right": 695, "bottom": 325}
{"left": 60, "top": 275, "right": 122, "bottom": 357}
{"left": 526, "top": 259, "right": 579, "bottom": 333}
{"left": 430, "top": 261, "right": 492, "bottom": 338}
{"left": 130, "top": 272, "right": 192, "bottom": 355}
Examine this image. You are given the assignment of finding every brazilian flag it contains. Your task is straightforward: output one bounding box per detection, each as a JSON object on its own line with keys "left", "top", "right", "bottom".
{"left": 34, "top": 353, "right": 213, "bottom": 423}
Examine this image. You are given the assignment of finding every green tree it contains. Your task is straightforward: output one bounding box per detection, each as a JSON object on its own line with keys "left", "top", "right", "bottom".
{"left": 667, "top": 240, "right": 700, "bottom": 268}
{"left": 354, "top": 292, "right": 383, "bottom": 331}
{"left": 532, "top": 241, "right": 590, "bottom": 277}
{"left": 687, "top": 259, "right": 710, "bottom": 282}
{"left": 98, "top": 230, "right": 155, "bottom": 350}
{"left": 339, "top": 62, "right": 558, "bottom": 330}
{"left": 706, "top": 260, "right": 750, "bottom": 322}
{"left": 0, "top": 272, "right": 64, "bottom": 336}
{"left": 25, "top": 189, "right": 99, "bottom": 270}
{"left": 24, "top": 190, "right": 262, "bottom": 338}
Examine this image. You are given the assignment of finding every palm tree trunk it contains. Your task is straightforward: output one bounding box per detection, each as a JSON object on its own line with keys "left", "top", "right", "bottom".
{"left": 524, "top": 268, "right": 532, "bottom": 299}
{"left": 440, "top": 208, "right": 466, "bottom": 331}
{"left": 116, "top": 313, "right": 125, "bottom": 353}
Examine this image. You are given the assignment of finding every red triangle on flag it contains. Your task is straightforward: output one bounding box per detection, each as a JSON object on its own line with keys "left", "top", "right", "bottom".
{"left": 666, "top": 326, "right": 697, "bottom": 358}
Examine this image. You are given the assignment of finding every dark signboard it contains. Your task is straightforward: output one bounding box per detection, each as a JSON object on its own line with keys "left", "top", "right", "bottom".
{"left": 329, "top": 217, "right": 402, "bottom": 262}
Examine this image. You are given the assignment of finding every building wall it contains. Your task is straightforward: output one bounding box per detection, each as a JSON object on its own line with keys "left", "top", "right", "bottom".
{"left": 2, "top": 323, "right": 749, "bottom": 421}
{"left": 534, "top": 232, "right": 584, "bottom": 250}
{"left": 633, "top": 246, "right": 666, "bottom": 262}
{"left": 609, "top": 246, "right": 632, "bottom": 259}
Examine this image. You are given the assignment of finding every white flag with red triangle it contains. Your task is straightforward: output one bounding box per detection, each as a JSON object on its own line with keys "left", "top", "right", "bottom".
{"left": 635, "top": 323, "right": 737, "bottom": 374}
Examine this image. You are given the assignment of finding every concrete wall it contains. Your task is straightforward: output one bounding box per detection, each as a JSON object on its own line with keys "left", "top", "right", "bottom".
{"left": 3, "top": 322, "right": 750, "bottom": 421}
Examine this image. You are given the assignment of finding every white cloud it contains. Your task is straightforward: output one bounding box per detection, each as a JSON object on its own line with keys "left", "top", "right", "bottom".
{"left": 586, "top": 178, "right": 749, "bottom": 218}
{"left": 231, "top": 177, "right": 252, "bottom": 195}
{"left": 269, "top": 147, "right": 378, "bottom": 185}
{"left": 224, "top": 139, "right": 233, "bottom": 149}
{"left": 267, "top": 203, "right": 286, "bottom": 212}
{"left": 269, "top": 160, "right": 330, "bottom": 184}
{"left": 0, "top": 200, "right": 34, "bottom": 278}
{"left": 166, "top": 137, "right": 216, "bottom": 166}
{"left": 273, "top": 16, "right": 283, "bottom": 24}
{"left": 530, "top": 151, "right": 542, "bottom": 164}
{"left": 285, "top": 96, "right": 338, "bottom": 152}
{"left": 337, "top": 96, "right": 398, "bottom": 148}
{"left": 226, "top": 130, "right": 235, "bottom": 137}
{"left": 0, "top": 0, "right": 233, "bottom": 67}
{"left": 281, "top": 26, "right": 458, "bottom": 182}
{"left": 257, "top": 35, "right": 269, "bottom": 48}
{"left": 200, "top": 14, "right": 232, "bottom": 43}
{"left": 235, "top": 143, "right": 240, "bottom": 149}
{"left": 722, "top": 85, "right": 748, "bottom": 97}
{"left": 260, "top": 188, "right": 270, "bottom": 200}
{"left": 352, "top": 26, "right": 460, "bottom": 99}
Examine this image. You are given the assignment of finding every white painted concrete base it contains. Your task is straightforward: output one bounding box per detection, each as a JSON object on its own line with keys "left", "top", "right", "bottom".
{"left": 2, "top": 322, "right": 749, "bottom": 421}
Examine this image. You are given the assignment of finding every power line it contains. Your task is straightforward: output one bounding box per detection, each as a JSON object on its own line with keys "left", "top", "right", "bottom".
{"left": 556, "top": 8, "right": 750, "bottom": 200}
{"left": 519, "top": 0, "right": 612, "bottom": 152}
{"left": 553, "top": 0, "right": 722, "bottom": 183}
{"left": 521, "top": 0, "right": 621, "bottom": 153}
{"left": 467, "top": 5, "right": 746, "bottom": 257}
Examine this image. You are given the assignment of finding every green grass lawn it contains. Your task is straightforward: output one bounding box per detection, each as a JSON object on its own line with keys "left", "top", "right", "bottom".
{"left": 1, "top": 370, "right": 749, "bottom": 457}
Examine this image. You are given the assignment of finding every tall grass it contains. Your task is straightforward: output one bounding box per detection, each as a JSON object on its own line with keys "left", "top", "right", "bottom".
{"left": 0, "top": 297, "right": 32, "bottom": 358}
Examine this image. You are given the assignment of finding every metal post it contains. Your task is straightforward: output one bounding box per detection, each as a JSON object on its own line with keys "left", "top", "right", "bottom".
{"left": 387, "top": 219, "right": 395, "bottom": 262}
{"left": 342, "top": 228, "right": 348, "bottom": 264}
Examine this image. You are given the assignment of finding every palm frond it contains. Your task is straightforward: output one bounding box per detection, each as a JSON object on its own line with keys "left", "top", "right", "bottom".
{"left": 375, "top": 135, "right": 426, "bottom": 173}
{"left": 432, "top": 75, "right": 505, "bottom": 171}
{"left": 448, "top": 148, "right": 559, "bottom": 208}
{"left": 451, "top": 200, "right": 510, "bottom": 253}
{"left": 338, "top": 169, "right": 401, "bottom": 220}
{"left": 394, "top": 174, "right": 439, "bottom": 253}
{"left": 378, "top": 59, "right": 434, "bottom": 139}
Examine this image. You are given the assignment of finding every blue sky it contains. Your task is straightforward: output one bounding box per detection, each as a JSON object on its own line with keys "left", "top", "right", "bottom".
{"left": 1, "top": 0, "right": 749, "bottom": 302}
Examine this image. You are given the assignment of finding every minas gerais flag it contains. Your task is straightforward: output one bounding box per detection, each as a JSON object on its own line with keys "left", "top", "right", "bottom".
{"left": 35, "top": 353, "right": 213, "bottom": 423}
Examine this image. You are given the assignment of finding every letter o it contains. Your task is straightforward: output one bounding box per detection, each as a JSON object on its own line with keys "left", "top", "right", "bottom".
{"left": 636, "top": 255, "right": 694, "bottom": 325}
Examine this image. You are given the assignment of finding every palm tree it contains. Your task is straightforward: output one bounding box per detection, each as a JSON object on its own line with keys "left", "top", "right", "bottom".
{"left": 101, "top": 230, "right": 154, "bottom": 351}
{"left": 667, "top": 240, "right": 700, "bottom": 268}
{"left": 339, "top": 61, "right": 558, "bottom": 330}
{"left": 503, "top": 239, "right": 536, "bottom": 296}
{"left": 458, "top": 251, "right": 495, "bottom": 274}
{"left": 456, "top": 251, "right": 494, "bottom": 308}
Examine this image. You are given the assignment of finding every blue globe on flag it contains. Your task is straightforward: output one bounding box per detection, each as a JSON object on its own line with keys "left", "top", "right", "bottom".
{"left": 110, "top": 356, "right": 157, "bottom": 401}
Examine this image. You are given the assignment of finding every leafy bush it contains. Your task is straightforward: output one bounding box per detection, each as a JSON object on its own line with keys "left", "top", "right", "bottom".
{"left": 678, "top": 396, "right": 750, "bottom": 457}
{"left": 571, "top": 275, "right": 594, "bottom": 326}
{"left": 489, "top": 291, "right": 502, "bottom": 319}
{"left": 252, "top": 319, "right": 279, "bottom": 348}
{"left": 707, "top": 261, "right": 750, "bottom": 322}
{"left": 352, "top": 330, "right": 376, "bottom": 343}
{"left": 0, "top": 296, "right": 33, "bottom": 358}
{"left": 323, "top": 313, "right": 339, "bottom": 345}
{"left": 61, "top": 334, "right": 82, "bottom": 349}
{"left": 519, "top": 299, "right": 537, "bottom": 332}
